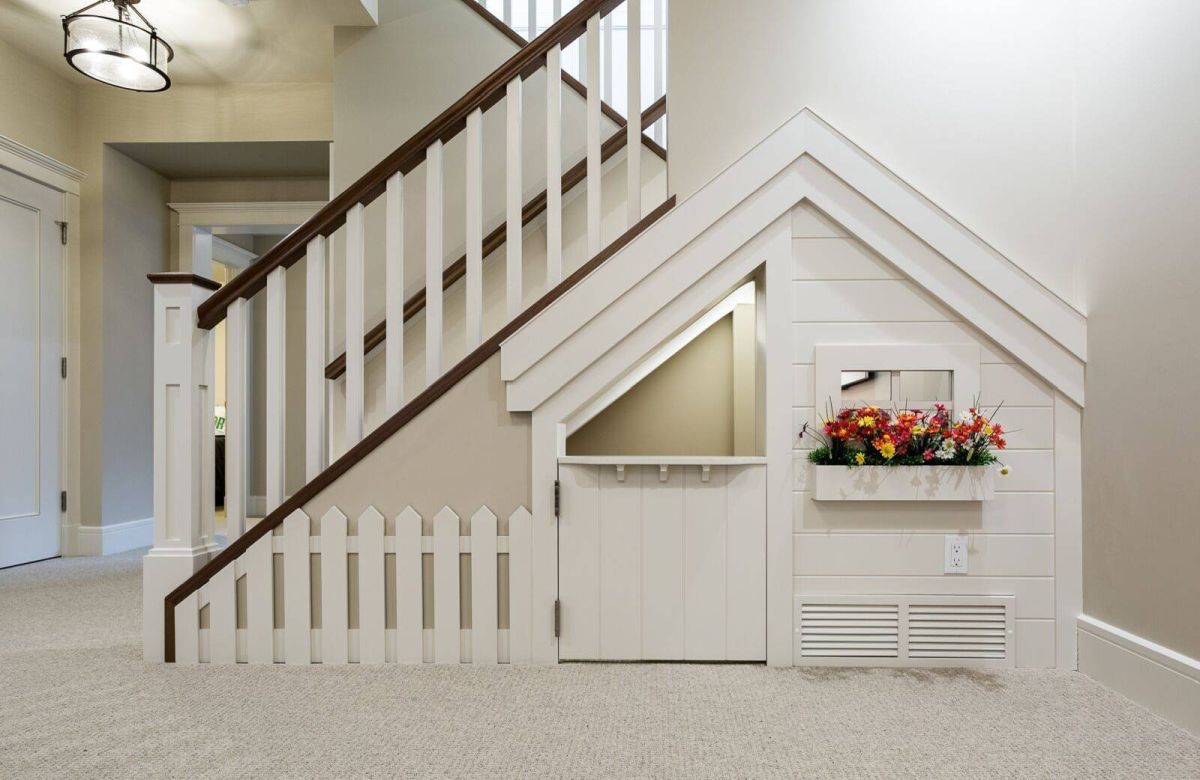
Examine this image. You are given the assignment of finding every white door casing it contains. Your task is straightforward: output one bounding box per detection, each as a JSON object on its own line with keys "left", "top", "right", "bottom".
{"left": 0, "top": 167, "right": 63, "bottom": 568}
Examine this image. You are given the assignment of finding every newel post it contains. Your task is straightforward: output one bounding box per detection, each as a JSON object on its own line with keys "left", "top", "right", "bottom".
{"left": 143, "top": 273, "right": 221, "bottom": 662}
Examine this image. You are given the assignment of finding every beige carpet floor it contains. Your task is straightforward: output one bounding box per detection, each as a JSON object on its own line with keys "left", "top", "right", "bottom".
{"left": 2, "top": 551, "right": 1198, "bottom": 779}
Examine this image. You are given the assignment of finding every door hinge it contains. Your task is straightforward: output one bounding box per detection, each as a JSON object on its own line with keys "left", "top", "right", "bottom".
{"left": 61, "top": 357, "right": 67, "bottom": 379}
{"left": 60, "top": 491, "right": 67, "bottom": 512}
{"left": 55, "top": 220, "right": 68, "bottom": 246}
{"left": 553, "top": 599, "right": 561, "bottom": 638}
{"left": 554, "top": 479, "right": 560, "bottom": 518}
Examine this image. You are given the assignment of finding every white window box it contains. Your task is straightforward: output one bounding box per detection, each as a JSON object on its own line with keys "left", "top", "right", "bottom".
{"left": 811, "top": 465, "right": 995, "bottom": 501}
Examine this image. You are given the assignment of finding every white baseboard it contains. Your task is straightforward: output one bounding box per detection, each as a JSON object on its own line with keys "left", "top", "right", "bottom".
{"left": 74, "top": 517, "right": 154, "bottom": 557}
{"left": 1078, "top": 614, "right": 1200, "bottom": 736}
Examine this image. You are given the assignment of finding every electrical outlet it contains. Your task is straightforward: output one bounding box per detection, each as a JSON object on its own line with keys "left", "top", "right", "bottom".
{"left": 945, "top": 534, "right": 968, "bottom": 574}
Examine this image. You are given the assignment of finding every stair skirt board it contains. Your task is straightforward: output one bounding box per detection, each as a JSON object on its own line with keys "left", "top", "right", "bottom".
{"left": 174, "top": 504, "right": 533, "bottom": 665}
{"left": 794, "top": 594, "right": 1015, "bottom": 668}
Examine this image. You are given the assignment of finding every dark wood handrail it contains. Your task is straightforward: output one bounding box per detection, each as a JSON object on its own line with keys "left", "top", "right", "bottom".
{"left": 164, "top": 195, "right": 675, "bottom": 661}
{"left": 324, "top": 94, "right": 667, "bottom": 380}
{"left": 196, "top": 0, "right": 627, "bottom": 331}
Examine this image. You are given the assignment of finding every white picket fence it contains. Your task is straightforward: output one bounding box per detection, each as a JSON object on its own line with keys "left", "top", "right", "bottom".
{"left": 173, "top": 504, "right": 533, "bottom": 665}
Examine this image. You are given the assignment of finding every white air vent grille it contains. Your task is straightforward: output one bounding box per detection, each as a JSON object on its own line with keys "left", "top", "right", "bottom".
{"left": 794, "top": 595, "right": 1015, "bottom": 668}
{"left": 907, "top": 603, "right": 1007, "bottom": 660}
{"left": 798, "top": 603, "right": 899, "bottom": 658}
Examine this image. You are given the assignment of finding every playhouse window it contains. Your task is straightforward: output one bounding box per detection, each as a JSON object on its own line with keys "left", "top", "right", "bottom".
{"left": 839, "top": 369, "right": 953, "bottom": 409}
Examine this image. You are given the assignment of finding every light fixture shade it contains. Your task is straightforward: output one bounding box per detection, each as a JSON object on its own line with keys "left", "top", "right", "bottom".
{"left": 63, "top": 1, "right": 173, "bottom": 92}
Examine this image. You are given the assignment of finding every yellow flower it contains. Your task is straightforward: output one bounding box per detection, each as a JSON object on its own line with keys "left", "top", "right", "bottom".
{"left": 854, "top": 453, "right": 866, "bottom": 466}
{"left": 984, "top": 425, "right": 994, "bottom": 436}
{"left": 912, "top": 425, "right": 926, "bottom": 435}
{"left": 859, "top": 416, "right": 875, "bottom": 428}
{"left": 879, "top": 442, "right": 896, "bottom": 459}
{"left": 999, "top": 466, "right": 1011, "bottom": 476}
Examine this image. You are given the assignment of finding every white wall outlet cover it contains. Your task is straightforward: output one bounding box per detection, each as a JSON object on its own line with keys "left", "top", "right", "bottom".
{"left": 945, "top": 534, "right": 969, "bottom": 574}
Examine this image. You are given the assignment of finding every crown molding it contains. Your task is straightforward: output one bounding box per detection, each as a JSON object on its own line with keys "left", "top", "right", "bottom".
{"left": 0, "top": 135, "right": 85, "bottom": 195}
{"left": 168, "top": 201, "right": 326, "bottom": 227}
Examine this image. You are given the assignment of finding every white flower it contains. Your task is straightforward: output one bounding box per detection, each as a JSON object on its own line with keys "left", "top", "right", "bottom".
{"left": 957, "top": 410, "right": 973, "bottom": 423}
{"left": 936, "top": 440, "right": 956, "bottom": 461}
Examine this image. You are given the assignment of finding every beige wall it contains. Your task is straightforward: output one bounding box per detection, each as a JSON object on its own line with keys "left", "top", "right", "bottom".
{"left": 1074, "top": 3, "right": 1200, "bottom": 659}
{"left": 71, "top": 81, "right": 332, "bottom": 527}
{"left": 669, "top": 0, "right": 1200, "bottom": 657}
{"left": 568, "top": 315, "right": 735, "bottom": 457}
{"left": 0, "top": 38, "right": 78, "bottom": 166}
{"left": 304, "top": 354, "right": 530, "bottom": 526}
{"left": 98, "top": 147, "right": 171, "bottom": 527}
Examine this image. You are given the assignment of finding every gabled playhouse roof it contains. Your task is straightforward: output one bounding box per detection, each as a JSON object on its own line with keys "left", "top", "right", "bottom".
{"left": 500, "top": 108, "right": 1086, "bottom": 412}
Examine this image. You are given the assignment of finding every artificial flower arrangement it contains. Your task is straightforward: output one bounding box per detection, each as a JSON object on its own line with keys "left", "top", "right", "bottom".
{"left": 801, "top": 401, "right": 1009, "bottom": 474}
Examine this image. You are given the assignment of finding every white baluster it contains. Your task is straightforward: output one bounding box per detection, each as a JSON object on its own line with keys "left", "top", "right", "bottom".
{"left": 225, "top": 296, "right": 248, "bottom": 541}
{"left": 465, "top": 109, "right": 484, "bottom": 349}
{"left": 546, "top": 43, "right": 563, "bottom": 286}
{"left": 385, "top": 173, "right": 404, "bottom": 413}
{"left": 266, "top": 265, "right": 286, "bottom": 510}
{"left": 305, "top": 236, "right": 327, "bottom": 481}
{"left": 345, "top": 203, "right": 365, "bottom": 446}
{"left": 425, "top": 140, "right": 444, "bottom": 385}
{"left": 506, "top": 78, "right": 523, "bottom": 318}
{"left": 653, "top": 0, "right": 664, "bottom": 145}
{"left": 586, "top": 13, "right": 602, "bottom": 258}
{"left": 602, "top": 11, "right": 613, "bottom": 105}
{"left": 528, "top": 0, "right": 536, "bottom": 39}
{"left": 626, "top": 0, "right": 642, "bottom": 225}
{"left": 503, "top": 0, "right": 512, "bottom": 28}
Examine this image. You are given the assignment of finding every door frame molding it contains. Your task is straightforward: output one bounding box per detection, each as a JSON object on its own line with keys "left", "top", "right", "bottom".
{"left": 0, "top": 135, "right": 84, "bottom": 558}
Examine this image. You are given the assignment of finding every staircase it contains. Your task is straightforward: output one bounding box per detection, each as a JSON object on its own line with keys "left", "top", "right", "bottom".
{"left": 145, "top": 0, "right": 673, "bottom": 664}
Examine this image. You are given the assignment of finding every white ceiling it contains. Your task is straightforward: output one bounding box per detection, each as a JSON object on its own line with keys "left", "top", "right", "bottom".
{"left": 0, "top": 0, "right": 377, "bottom": 85}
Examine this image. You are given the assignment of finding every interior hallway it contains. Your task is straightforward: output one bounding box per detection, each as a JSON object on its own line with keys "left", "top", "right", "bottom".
{"left": 3, "top": 553, "right": 1198, "bottom": 778}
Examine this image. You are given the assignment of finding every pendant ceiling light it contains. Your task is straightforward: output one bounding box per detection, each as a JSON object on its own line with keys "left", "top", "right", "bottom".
{"left": 62, "top": 0, "right": 173, "bottom": 92}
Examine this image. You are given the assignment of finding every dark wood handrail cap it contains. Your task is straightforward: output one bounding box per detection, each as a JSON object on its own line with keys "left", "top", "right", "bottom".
{"left": 147, "top": 273, "right": 221, "bottom": 292}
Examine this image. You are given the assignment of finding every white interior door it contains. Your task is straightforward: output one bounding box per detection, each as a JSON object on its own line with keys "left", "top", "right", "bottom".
{"left": 558, "top": 462, "right": 767, "bottom": 661}
{"left": 0, "top": 167, "right": 62, "bottom": 568}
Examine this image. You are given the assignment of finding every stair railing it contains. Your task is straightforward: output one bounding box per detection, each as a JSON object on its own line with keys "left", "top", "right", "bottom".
{"left": 147, "top": 0, "right": 670, "bottom": 662}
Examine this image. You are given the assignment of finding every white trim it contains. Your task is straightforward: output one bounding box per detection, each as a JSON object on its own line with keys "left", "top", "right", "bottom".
{"left": 168, "top": 201, "right": 325, "bottom": 227}
{"left": 0, "top": 136, "right": 84, "bottom": 195}
{"left": 565, "top": 282, "right": 755, "bottom": 434}
{"left": 247, "top": 495, "right": 268, "bottom": 517}
{"left": 501, "top": 109, "right": 1086, "bottom": 406}
{"left": 558, "top": 456, "right": 767, "bottom": 466}
{"left": 75, "top": 517, "right": 153, "bottom": 556}
{"left": 1054, "top": 395, "right": 1083, "bottom": 669}
{"left": 212, "top": 236, "right": 258, "bottom": 268}
{"left": 1078, "top": 614, "right": 1200, "bottom": 736}
{"left": 813, "top": 343, "right": 979, "bottom": 414}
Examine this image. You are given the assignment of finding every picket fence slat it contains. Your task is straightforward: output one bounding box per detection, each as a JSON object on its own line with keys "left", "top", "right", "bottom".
{"left": 396, "top": 506, "right": 424, "bottom": 664}
{"left": 209, "top": 564, "right": 237, "bottom": 664}
{"left": 509, "top": 506, "right": 533, "bottom": 664}
{"left": 246, "top": 532, "right": 274, "bottom": 665}
{"left": 471, "top": 507, "right": 499, "bottom": 665}
{"left": 358, "top": 507, "right": 386, "bottom": 664}
{"left": 284, "top": 509, "right": 311, "bottom": 665}
{"left": 175, "top": 592, "right": 199, "bottom": 664}
{"left": 321, "top": 507, "right": 349, "bottom": 665}
{"left": 434, "top": 507, "right": 461, "bottom": 664}
{"left": 182, "top": 503, "right": 531, "bottom": 667}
